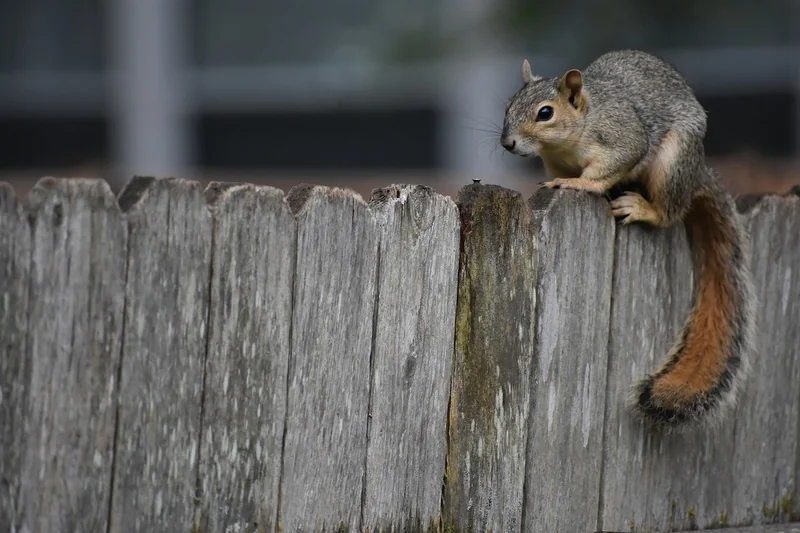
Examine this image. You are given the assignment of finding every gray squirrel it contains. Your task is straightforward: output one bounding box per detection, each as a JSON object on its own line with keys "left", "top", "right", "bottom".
{"left": 500, "top": 50, "right": 755, "bottom": 428}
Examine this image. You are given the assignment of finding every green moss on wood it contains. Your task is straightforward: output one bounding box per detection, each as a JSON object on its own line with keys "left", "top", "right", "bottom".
{"left": 708, "top": 511, "right": 729, "bottom": 529}
{"left": 762, "top": 502, "right": 778, "bottom": 520}
{"left": 782, "top": 493, "right": 793, "bottom": 515}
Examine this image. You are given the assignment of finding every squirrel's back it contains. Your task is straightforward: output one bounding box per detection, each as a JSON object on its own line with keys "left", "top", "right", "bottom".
{"left": 583, "top": 50, "right": 707, "bottom": 138}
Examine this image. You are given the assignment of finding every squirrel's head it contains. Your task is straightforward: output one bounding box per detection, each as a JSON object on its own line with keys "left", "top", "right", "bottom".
{"left": 501, "top": 59, "right": 587, "bottom": 157}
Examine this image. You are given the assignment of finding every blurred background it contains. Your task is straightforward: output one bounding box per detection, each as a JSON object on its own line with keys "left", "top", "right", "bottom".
{"left": 2, "top": 0, "right": 800, "bottom": 200}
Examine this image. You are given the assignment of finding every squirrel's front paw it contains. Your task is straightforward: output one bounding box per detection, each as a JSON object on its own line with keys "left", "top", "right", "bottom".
{"left": 540, "top": 177, "right": 612, "bottom": 194}
{"left": 611, "top": 191, "right": 658, "bottom": 225}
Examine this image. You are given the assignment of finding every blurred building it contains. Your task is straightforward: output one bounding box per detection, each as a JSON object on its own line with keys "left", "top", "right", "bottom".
{"left": 1, "top": 0, "right": 799, "bottom": 197}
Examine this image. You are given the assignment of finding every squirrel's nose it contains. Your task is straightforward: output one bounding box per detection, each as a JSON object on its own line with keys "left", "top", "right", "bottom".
{"left": 501, "top": 137, "right": 517, "bottom": 152}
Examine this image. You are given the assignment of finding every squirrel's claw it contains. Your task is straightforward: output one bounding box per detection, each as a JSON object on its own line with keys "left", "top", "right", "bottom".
{"left": 541, "top": 177, "right": 584, "bottom": 190}
{"left": 540, "top": 180, "right": 563, "bottom": 189}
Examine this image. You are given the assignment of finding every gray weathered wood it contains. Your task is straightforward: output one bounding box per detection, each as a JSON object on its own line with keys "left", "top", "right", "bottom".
{"left": 524, "top": 189, "right": 614, "bottom": 533}
{"left": 197, "top": 183, "right": 295, "bottom": 533}
{"left": 670, "top": 524, "right": 800, "bottom": 533}
{"left": 443, "top": 184, "right": 537, "bottom": 533}
{"left": 598, "top": 216, "right": 712, "bottom": 532}
{"left": 728, "top": 192, "right": 800, "bottom": 526}
{"left": 600, "top": 199, "right": 751, "bottom": 531}
{"left": 13, "top": 178, "right": 126, "bottom": 531}
{"left": 795, "top": 187, "right": 800, "bottom": 526}
{"left": 278, "top": 184, "right": 378, "bottom": 532}
{"left": 363, "top": 185, "right": 460, "bottom": 532}
{"left": 1, "top": 175, "right": 798, "bottom": 533}
{"left": 110, "top": 177, "right": 212, "bottom": 532}
{"left": 0, "top": 183, "right": 31, "bottom": 531}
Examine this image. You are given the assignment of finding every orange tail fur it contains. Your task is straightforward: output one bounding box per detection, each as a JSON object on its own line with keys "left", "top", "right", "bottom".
{"left": 631, "top": 181, "right": 755, "bottom": 428}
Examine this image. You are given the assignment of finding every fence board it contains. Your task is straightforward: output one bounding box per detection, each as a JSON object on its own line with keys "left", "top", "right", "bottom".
{"left": 728, "top": 193, "right": 800, "bottom": 526}
{"left": 0, "top": 175, "right": 799, "bottom": 533}
{"left": 363, "top": 185, "right": 460, "bottom": 532}
{"left": 197, "top": 183, "right": 295, "bottom": 533}
{"left": 0, "top": 183, "right": 31, "bottom": 530}
{"left": 442, "top": 184, "right": 537, "bottom": 533}
{"left": 110, "top": 177, "right": 212, "bottom": 532}
{"left": 598, "top": 219, "right": 704, "bottom": 532}
{"left": 672, "top": 523, "right": 800, "bottom": 533}
{"left": 600, "top": 197, "right": 761, "bottom": 531}
{"left": 12, "top": 178, "right": 126, "bottom": 531}
{"left": 278, "top": 185, "right": 379, "bottom": 532}
{"left": 524, "top": 189, "right": 614, "bottom": 533}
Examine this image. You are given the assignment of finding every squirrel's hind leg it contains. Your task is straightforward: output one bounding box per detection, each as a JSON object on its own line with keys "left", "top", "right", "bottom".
{"left": 611, "top": 191, "right": 668, "bottom": 226}
{"left": 623, "top": 127, "right": 703, "bottom": 226}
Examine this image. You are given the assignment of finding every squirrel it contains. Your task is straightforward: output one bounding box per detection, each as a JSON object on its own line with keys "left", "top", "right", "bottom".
{"left": 500, "top": 50, "right": 755, "bottom": 428}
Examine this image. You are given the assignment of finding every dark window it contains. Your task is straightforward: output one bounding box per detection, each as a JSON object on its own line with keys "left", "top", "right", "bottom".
{"left": 195, "top": 108, "right": 440, "bottom": 170}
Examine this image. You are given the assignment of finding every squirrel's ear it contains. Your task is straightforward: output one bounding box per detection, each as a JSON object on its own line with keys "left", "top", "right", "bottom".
{"left": 522, "top": 59, "right": 533, "bottom": 84}
{"left": 559, "top": 69, "right": 584, "bottom": 108}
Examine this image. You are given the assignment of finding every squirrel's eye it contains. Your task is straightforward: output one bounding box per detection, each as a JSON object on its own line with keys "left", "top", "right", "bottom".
{"left": 536, "top": 106, "right": 554, "bottom": 122}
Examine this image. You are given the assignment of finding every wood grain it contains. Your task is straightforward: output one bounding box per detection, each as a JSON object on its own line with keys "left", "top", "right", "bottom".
{"left": 14, "top": 178, "right": 126, "bottom": 531}
{"left": 598, "top": 216, "right": 706, "bottom": 532}
{"left": 110, "top": 177, "right": 212, "bottom": 532}
{"left": 524, "top": 189, "right": 614, "bottom": 533}
{"left": 728, "top": 193, "right": 800, "bottom": 526}
{"left": 363, "top": 185, "right": 460, "bottom": 532}
{"left": 0, "top": 183, "right": 31, "bottom": 531}
{"left": 669, "top": 523, "right": 800, "bottom": 533}
{"left": 0, "top": 175, "right": 797, "bottom": 533}
{"left": 278, "top": 185, "right": 378, "bottom": 532}
{"left": 443, "top": 184, "right": 537, "bottom": 533}
{"left": 196, "top": 183, "right": 295, "bottom": 533}
{"left": 599, "top": 195, "right": 756, "bottom": 531}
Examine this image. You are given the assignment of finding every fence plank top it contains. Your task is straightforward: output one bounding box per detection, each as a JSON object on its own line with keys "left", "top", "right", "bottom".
{"left": 278, "top": 185, "right": 379, "bottom": 532}
{"left": 728, "top": 193, "right": 800, "bottom": 526}
{"left": 443, "top": 184, "right": 538, "bottom": 533}
{"left": 600, "top": 212, "right": 697, "bottom": 532}
{"left": 19, "top": 178, "right": 126, "bottom": 531}
{"left": 524, "top": 189, "right": 615, "bottom": 533}
{"left": 110, "top": 177, "right": 212, "bottom": 533}
{"left": 363, "top": 185, "right": 460, "bottom": 531}
{"left": 198, "top": 183, "right": 296, "bottom": 533}
{"left": 0, "top": 183, "right": 31, "bottom": 530}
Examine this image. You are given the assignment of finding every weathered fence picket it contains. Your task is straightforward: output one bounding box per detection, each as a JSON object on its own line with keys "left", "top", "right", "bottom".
{"left": 728, "top": 194, "right": 800, "bottom": 526}
{"left": 363, "top": 185, "right": 460, "bottom": 532}
{"left": 443, "top": 184, "right": 538, "bottom": 533}
{"left": 198, "top": 183, "right": 296, "bottom": 532}
{"left": 525, "top": 190, "right": 615, "bottom": 533}
{"left": 12, "top": 179, "right": 126, "bottom": 531}
{"left": 26, "top": 179, "right": 126, "bottom": 530}
{"left": 111, "top": 177, "right": 212, "bottom": 532}
{"left": 278, "top": 185, "right": 379, "bottom": 532}
{"left": 0, "top": 175, "right": 798, "bottom": 533}
{"left": 598, "top": 212, "right": 696, "bottom": 532}
{"left": 0, "top": 184, "right": 30, "bottom": 530}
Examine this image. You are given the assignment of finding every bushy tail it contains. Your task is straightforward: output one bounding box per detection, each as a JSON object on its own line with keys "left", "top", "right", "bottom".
{"left": 630, "top": 178, "right": 755, "bottom": 428}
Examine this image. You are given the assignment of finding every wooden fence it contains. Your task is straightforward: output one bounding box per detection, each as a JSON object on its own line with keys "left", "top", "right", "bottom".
{"left": 1, "top": 176, "right": 799, "bottom": 533}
